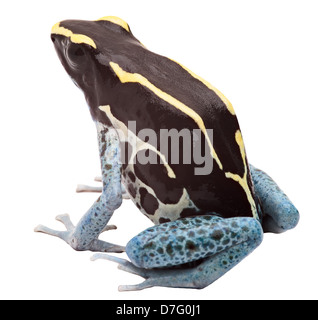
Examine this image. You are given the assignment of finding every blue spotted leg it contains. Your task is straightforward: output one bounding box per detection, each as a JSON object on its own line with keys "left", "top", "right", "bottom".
{"left": 91, "top": 165, "right": 299, "bottom": 290}
{"left": 249, "top": 164, "right": 299, "bottom": 233}
{"left": 92, "top": 216, "right": 263, "bottom": 290}
{"left": 76, "top": 176, "right": 130, "bottom": 199}
{"left": 35, "top": 122, "right": 125, "bottom": 252}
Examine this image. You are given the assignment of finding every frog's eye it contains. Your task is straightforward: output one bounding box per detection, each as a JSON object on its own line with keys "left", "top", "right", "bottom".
{"left": 73, "top": 47, "right": 85, "bottom": 56}
{"left": 66, "top": 43, "right": 88, "bottom": 69}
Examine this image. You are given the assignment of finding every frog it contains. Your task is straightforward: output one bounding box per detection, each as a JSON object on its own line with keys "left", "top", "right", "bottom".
{"left": 35, "top": 16, "right": 299, "bottom": 291}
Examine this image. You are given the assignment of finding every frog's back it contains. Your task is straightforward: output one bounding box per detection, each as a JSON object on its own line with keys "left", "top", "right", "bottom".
{"left": 57, "top": 18, "right": 259, "bottom": 224}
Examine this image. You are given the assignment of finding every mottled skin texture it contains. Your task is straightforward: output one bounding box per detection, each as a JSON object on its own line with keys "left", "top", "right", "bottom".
{"left": 250, "top": 165, "right": 299, "bottom": 233}
{"left": 35, "top": 17, "right": 299, "bottom": 291}
{"left": 126, "top": 216, "right": 263, "bottom": 269}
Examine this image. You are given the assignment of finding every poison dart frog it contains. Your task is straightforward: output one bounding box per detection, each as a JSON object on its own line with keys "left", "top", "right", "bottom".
{"left": 35, "top": 16, "right": 299, "bottom": 291}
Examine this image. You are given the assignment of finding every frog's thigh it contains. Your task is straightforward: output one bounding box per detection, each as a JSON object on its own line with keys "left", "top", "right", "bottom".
{"left": 249, "top": 164, "right": 299, "bottom": 233}
{"left": 125, "top": 216, "right": 263, "bottom": 289}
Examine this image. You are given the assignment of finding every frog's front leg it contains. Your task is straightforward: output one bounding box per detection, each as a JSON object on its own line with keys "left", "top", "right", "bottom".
{"left": 93, "top": 215, "right": 263, "bottom": 290}
{"left": 76, "top": 178, "right": 130, "bottom": 199}
{"left": 35, "top": 123, "right": 125, "bottom": 253}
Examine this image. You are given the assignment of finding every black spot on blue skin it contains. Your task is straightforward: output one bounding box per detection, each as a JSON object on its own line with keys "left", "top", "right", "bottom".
{"left": 166, "top": 243, "right": 174, "bottom": 256}
{"left": 105, "top": 164, "right": 112, "bottom": 170}
{"left": 187, "top": 231, "right": 195, "bottom": 237}
{"left": 230, "top": 232, "right": 237, "bottom": 239}
{"left": 242, "top": 226, "right": 250, "bottom": 232}
{"left": 231, "top": 221, "right": 239, "bottom": 228}
{"left": 144, "top": 241, "right": 156, "bottom": 250}
{"left": 175, "top": 244, "right": 183, "bottom": 251}
{"left": 185, "top": 240, "right": 197, "bottom": 251}
{"left": 222, "top": 239, "right": 230, "bottom": 246}
{"left": 160, "top": 236, "right": 169, "bottom": 242}
{"left": 100, "top": 141, "right": 107, "bottom": 157}
{"left": 211, "top": 229, "right": 224, "bottom": 241}
{"left": 157, "top": 247, "right": 164, "bottom": 254}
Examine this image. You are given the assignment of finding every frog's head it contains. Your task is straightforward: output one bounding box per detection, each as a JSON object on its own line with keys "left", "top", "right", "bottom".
{"left": 50, "top": 16, "right": 135, "bottom": 119}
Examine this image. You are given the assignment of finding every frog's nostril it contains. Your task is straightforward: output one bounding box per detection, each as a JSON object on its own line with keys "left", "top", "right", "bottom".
{"left": 51, "top": 34, "right": 56, "bottom": 43}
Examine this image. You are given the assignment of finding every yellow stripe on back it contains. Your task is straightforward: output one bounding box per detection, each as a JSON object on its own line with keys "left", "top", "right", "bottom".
{"left": 171, "top": 59, "right": 236, "bottom": 116}
{"left": 225, "top": 130, "right": 258, "bottom": 219}
{"left": 109, "top": 61, "right": 223, "bottom": 171}
{"left": 51, "top": 22, "right": 97, "bottom": 49}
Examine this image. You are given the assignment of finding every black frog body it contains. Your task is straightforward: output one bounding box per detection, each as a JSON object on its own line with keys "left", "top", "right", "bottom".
{"left": 51, "top": 17, "right": 260, "bottom": 224}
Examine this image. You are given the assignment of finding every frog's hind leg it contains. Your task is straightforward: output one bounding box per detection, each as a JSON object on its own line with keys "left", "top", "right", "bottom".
{"left": 250, "top": 164, "right": 299, "bottom": 233}
{"left": 92, "top": 215, "right": 263, "bottom": 291}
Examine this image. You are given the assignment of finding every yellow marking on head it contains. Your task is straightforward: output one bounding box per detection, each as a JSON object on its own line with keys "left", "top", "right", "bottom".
{"left": 171, "top": 59, "right": 236, "bottom": 116}
{"left": 97, "top": 16, "right": 130, "bottom": 32}
{"left": 51, "top": 22, "right": 97, "bottom": 49}
{"left": 225, "top": 130, "right": 258, "bottom": 219}
{"left": 109, "top": 62, "right": 223, "bottom": 171}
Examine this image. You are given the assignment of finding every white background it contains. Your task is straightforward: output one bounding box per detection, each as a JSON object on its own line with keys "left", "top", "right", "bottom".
{"left": 1, "top": 0, "right": 317, "bottom": 300}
